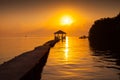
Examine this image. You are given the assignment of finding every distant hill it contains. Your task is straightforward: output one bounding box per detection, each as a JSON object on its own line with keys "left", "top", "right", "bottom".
{"left": 89, "top": 13, "right": 120, "bottom": 51}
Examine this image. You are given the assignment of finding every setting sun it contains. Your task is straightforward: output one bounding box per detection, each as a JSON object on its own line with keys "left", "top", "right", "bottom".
{"left": 60, "top": 16, "right": 73, "bottom": 26}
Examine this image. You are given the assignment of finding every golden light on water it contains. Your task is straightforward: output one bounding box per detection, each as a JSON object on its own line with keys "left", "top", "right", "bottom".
{"left": 64, "top": 36, "right": 69, "bottom": 61}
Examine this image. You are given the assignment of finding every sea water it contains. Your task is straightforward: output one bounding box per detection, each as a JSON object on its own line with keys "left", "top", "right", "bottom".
{"left": 0, "top": 37, "right": 52, "bottom": 64}
{"left": 41, "top": 37, "right": 120, "bottom": 80}
{"left": 0, "top": 37, "right": 119, "bottom": 80}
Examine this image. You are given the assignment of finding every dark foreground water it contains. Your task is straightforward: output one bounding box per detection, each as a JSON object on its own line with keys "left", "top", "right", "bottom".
{"left": 41, "top": 37, "right": 120, "bottom": 80}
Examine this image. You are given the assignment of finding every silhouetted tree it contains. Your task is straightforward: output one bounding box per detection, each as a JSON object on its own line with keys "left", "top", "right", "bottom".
{"left": 89, "top": 13, "right": 120, "bottom": 52}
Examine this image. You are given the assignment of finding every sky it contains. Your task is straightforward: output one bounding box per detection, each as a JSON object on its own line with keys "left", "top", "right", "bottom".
{"left": 0, "top": 0, "right": 120, "bottom": 37}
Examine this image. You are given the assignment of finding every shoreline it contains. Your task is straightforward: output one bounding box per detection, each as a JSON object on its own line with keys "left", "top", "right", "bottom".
{"left": 0, "top": 39, "right": 59, "bottom": 80}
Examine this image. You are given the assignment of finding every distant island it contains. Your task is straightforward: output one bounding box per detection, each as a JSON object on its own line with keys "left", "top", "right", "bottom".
{"left": 79, "top": 35, "right": 88, "bottom": 39}
{"left": 89, "top": 13, "right": 120, "bottom": 52}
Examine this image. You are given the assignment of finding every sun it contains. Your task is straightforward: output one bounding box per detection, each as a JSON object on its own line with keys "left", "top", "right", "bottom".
{"left": 60, "top": 16, "right": 73, "bottom": 26}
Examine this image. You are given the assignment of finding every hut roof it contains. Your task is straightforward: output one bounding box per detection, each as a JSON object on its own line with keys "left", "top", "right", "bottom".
{"left": 54, "top": 30, "right": 66, "bottom": 34}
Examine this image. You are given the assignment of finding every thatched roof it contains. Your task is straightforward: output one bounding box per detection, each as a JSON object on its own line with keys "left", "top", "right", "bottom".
{"left": 54, "top": 30, "right": 66, "bottom": 34}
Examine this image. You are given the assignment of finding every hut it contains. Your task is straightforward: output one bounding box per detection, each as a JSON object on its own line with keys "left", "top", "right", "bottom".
{"left": 54, "top": 30, "right": 66, "bottom": 40}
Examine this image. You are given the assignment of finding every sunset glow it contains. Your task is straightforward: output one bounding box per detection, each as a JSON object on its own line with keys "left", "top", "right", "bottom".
{"left": 0, "top": 0, "right": 120, "bottom": 80}
{"left": 60, "top": 16, "right": 73, "bottom": 26}
{"left": 0, "top": 0, "right": 120, "bottom": 37}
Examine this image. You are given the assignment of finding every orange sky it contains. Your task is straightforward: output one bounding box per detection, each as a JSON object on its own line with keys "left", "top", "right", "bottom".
{"left": 0, "top": 0, "right": 120, "bottom": 37}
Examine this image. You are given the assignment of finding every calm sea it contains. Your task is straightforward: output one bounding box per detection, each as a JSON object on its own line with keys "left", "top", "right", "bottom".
{"left": 0, "top": 37, "right": 119, "bottom": 80}
{"left": 41, "top": 37, "right": 120, "bottom": 80}
{"left": 0, "top": 37, "right": 52, "bottom": 64}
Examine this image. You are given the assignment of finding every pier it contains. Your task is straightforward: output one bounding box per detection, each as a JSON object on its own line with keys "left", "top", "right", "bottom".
{"left": 0, "top": 39, "right": 59, "bottom": 80}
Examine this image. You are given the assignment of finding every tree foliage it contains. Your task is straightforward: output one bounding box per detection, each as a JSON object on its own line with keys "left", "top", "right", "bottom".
{"left": 89, "top": 13, "right": 120, "bottom": 51}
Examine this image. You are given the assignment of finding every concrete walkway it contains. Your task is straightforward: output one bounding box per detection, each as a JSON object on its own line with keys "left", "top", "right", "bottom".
{"left": 0, "top": 39, "right": 59, "bottom": 80}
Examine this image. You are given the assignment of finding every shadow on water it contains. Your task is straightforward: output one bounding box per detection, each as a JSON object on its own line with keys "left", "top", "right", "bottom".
{"left": 20, "top": 51, "right": 50, "bottom": 80}
{"left": 89, "top": 42, "right": 120, "bottom": 78}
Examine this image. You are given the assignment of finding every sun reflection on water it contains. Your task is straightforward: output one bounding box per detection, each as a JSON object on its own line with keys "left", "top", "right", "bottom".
{"left": 42, "top": 37, "right": 120, "bottom": 80}
{"left": 64, "top": 37, "right": 69, "bottom": 62}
